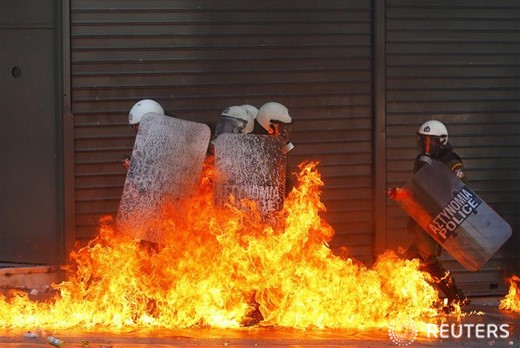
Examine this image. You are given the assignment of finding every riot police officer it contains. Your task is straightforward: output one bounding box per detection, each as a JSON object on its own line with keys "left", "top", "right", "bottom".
{"left": 406, "top": 120, "right": 470, "bottom": 311}
{"left": 122, "top": 99, "right": 165, "bottom": 171}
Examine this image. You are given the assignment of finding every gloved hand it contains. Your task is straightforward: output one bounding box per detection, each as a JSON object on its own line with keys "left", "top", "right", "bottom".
{"left": 386, "top": 187, "right": 398, "bottom": 199}
{"left": 386, "top": 187, "right": 411, "bottom": 201}
{"left": 121, "top": 154, "right": 131, "bottom": 171}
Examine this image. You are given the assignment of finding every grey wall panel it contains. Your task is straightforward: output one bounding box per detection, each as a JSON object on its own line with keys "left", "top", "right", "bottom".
{"left": 385, "top": 0, "right": 520, "bottom": 296}
{"left": 0, "top": 0, "right": 54, "bottom": 28}
{"left": 70, "top": 1, "right": 375, "bottom": 264}
{"left": 0, "top": 0, "right": 63, "bottom": 264}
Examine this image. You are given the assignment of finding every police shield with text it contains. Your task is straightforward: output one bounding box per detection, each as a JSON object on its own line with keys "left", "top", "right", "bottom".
{"left": 213, "top": 102, "right": 292, "bottom": 216}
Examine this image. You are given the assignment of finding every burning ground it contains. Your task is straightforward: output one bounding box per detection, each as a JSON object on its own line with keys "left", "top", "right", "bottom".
{"left": 0, "top": 161, "right": 505, "bottom": 333}
{"left": 500, "top": 275, "right": 520, "bottom": 314}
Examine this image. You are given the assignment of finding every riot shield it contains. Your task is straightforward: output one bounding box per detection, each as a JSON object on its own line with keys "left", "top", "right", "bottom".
{"left": 116, "top": 113, "right": 211, "bottom": 243}
{"left": 213, "top": 133, "right": 286, "bottom": 215}
{"left": 390, "top": 160, "right": 512, "bottom": 271}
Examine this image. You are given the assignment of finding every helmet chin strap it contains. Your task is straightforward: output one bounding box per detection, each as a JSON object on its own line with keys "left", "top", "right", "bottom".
{"left": 269, "top": 123, "right": 279, "bottom": 135}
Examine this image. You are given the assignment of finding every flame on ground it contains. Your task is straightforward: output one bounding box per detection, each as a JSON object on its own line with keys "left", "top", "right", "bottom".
{"left": 0, "top": 161, "right": 443, "bottom": 332}
{"left": 499, "top": 275, "right": 520, "bottom": 313}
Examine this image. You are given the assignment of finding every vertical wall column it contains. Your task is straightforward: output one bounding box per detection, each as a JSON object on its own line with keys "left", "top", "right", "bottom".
{"left": 373, "top": 0, "right": 387, "bottom": 256}
{"left": 61, "top": 0, "right": 75, "bottom": 270}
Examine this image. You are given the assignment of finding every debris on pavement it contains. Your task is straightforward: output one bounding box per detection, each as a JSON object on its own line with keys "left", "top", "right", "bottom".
{"left": 24, "top": 331, "right": 38, "bottom": 338}
{"left": 47, "top": 336, "right": 64, "bottom": 347}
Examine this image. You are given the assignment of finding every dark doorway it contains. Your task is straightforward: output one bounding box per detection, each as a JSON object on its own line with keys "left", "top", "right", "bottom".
{"left": 0, "top": 0, "right": 61, "bottom": 264}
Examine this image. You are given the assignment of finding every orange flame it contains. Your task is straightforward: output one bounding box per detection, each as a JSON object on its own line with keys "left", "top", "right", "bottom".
{"left": 499, "top": 275, "right": 520, "bottom": 313}
{"left": 0, "top": 161, "right": 442, "bottom": 332}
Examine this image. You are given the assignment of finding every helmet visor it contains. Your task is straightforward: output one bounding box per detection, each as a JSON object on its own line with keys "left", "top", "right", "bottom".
{"left": 214, "top": 116, "right": 248, "bottom": 138}
{"left": 417, "top": 133, "right": 444, "bottom": 155}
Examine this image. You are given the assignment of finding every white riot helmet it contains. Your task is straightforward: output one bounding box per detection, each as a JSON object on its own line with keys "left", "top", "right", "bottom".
{"left": 128, "top": 99, "right": 164, "bottom": 128}
{"left": 417, "top": 120, "right": 448, "bottom": 156}
{"left": 256, "top": 102, "right": 291, "bottom": 134}
{"left": 256, "top": 102, "right": 294, "bottom": 153}
{"left": 240, "top": 104, "right": 259, "bottom": 122}
{"left": 214, "top": 106, "right": 254, "bottom": 139}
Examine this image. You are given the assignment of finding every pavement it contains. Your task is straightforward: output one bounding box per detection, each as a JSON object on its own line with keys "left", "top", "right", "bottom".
{"left": 0, "top": 297, "right": 518, "bottom": 347}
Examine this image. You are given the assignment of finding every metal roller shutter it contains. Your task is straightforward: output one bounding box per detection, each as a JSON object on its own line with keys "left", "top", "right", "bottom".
{"left": 70, "top": 1, "right": 375, "bottom": 263}
{"left": 385, "top": 0, "right": 520, "bottom": 296}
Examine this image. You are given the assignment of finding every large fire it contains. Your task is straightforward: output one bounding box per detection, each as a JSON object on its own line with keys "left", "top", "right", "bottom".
{"left": 0, "top": 161, "right": 444, "bottom": 332}
{"left": 499, "top": 275, "right": 520, "bottom": 313}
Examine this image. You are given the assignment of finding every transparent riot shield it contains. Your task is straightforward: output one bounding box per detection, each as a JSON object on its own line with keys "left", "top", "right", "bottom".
{"left": 213, "top": 133, "right": 286, "bottom": 216}
{"left": 390, "top": 160, "right": 512, "bottom": 271}
{"left": 116, "top": 113, "right": 211, "bottom": 243}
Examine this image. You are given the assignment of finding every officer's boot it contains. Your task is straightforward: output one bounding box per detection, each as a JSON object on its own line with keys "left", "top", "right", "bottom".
{"left": 421, "top": 261, "right": 470, "bottom": 311}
